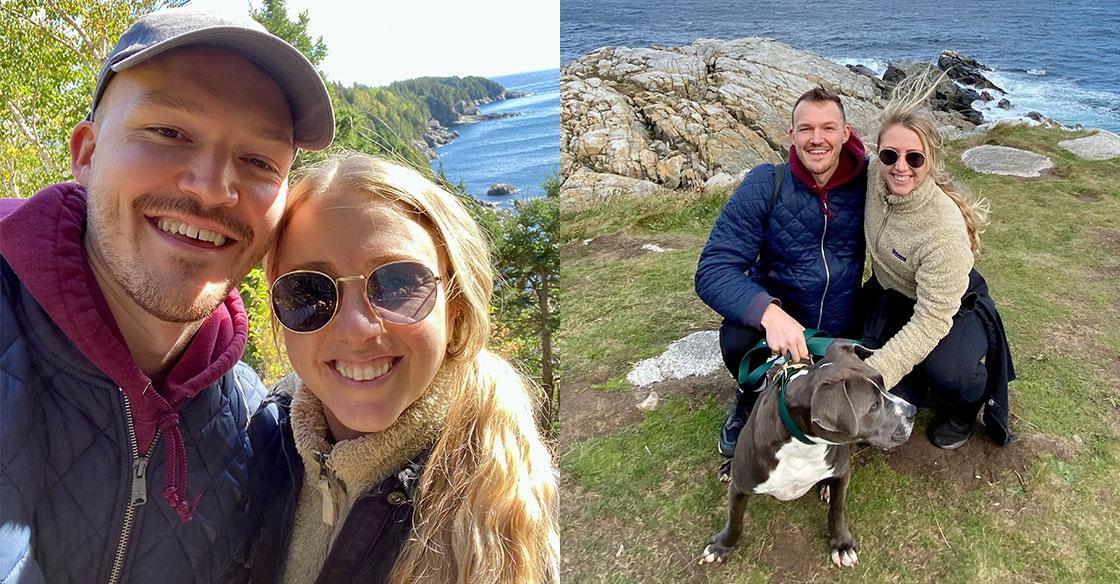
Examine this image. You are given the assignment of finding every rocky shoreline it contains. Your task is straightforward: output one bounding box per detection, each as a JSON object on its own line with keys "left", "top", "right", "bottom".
{"left": 416, "top": 89, "right": 528, "bottom": 159}
{"left": 560, "top": 38, "right": 1062, "bottom": 206}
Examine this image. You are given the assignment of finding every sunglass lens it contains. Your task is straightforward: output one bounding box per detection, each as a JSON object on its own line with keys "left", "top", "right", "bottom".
{"left": 905, "top": 152, "right": 926, "bottom": 168}
{"left": 368, "top": 263, "right": 438, "bottom": 324}
{"left": 878, "top": 149, "right": 899, "bottom": 166}
{"left": 272, "top": 272, "right": 337, "bottom": 332}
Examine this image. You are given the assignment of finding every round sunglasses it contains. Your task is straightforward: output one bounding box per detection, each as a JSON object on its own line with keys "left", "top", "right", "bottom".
{"left": 878, "top": 148, "right": 926, "bottom": 169}
{"left": 270, "top": 261, "right": 443, "bottom": 333}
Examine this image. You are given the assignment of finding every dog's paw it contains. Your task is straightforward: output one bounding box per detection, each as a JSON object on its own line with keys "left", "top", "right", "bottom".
{"left": 818, "top": 483, "right": 830, "bottom": 504}
{"left": 829, "top": 539, "right": 860, "bottom": 568}
{"left": 699, "top": 543, "right": 731, "bottom": 565}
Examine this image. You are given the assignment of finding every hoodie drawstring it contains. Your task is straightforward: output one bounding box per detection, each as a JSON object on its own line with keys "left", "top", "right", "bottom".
{"left": 151, "top": 399, "right": 200, "bottom": 523}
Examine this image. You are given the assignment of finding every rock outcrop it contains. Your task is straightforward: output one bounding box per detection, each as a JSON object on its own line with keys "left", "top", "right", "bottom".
{"left": 561, "top": 38, "right": 976, "bottom": 206}
{"left": 486, "top": 183, "right": 519, "bottom": 196}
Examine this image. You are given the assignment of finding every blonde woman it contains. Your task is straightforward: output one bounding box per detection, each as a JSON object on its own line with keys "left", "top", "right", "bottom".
{"left": 861, "top": 73, "right": 1015, "bottom": 450}
{"left": 242, "top": 153, "right": 559, "bottom": 583}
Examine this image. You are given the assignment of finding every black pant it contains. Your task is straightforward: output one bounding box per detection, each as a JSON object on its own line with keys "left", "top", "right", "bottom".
{"left": 718, "top": 319, "right": 764, "bottom": 409}
{"left": 861, "top": 272, "right": 990, "bottom": 418}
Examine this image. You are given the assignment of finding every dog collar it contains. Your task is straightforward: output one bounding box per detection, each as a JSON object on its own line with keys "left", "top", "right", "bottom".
{"left": 776, "top": 364, "right": 817, "bottom": 445}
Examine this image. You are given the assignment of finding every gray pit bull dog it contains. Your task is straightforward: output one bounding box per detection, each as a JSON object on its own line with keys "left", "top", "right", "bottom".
{"left": 700, "top": 342, "right": 916, "bottom": 568}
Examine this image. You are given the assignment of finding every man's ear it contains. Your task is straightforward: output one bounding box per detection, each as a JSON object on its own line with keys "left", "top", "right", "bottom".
{"left": 810, "top": 380, "right": 859, "bottom": 437}
{"left": 842, "top": 123, "right": 852, "bottom": 145}
{"left": 70, "top": 120, "right": 96, "bottom": 186}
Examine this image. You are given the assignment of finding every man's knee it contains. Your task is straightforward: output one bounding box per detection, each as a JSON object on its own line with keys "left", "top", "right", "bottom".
{"left": 719, "top": 320, "right": 762, "bottom": 379}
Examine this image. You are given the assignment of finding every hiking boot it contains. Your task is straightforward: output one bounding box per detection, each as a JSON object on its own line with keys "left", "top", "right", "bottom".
{"left": 928, "top": 415, "right": 975, "bottom": 450}
{"left": 718, "top": 389, "right": 753, "bottom": 457}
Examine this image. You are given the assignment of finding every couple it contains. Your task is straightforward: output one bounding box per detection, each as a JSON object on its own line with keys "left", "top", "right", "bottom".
{"left": 697, "top": 80, "right": 1015, "bottom": 456}
{"left": 0, "top": 7, "right": 558, "bottom": 584}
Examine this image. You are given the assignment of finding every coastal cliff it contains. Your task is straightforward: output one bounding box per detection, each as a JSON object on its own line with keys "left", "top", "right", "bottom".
{"left": 561, "top": 38, "right": 985, "bottom": 206}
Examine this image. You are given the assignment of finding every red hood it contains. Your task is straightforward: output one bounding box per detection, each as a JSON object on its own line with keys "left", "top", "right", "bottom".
{"left": 0, "top": 183, "right": 250, "bottom": 522}
{"left": 788, "top": 129, "right": 867, "bottom": 204}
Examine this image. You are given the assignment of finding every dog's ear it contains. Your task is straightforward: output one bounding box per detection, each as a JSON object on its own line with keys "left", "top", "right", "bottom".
{"left": 825, "top": 341, "right": 874, "bottom": 362}
{"left": 810, "top": 380, "right": 860, "bottom": 438}
{"left": 852, "top": 343, "right": 875, "bottom": 361}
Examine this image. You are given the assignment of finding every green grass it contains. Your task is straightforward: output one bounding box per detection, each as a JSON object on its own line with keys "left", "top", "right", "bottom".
{"left": 559, "top": 125, "right": 1120, "bottom": 583}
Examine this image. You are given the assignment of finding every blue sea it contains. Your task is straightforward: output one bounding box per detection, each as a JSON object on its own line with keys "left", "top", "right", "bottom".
{"left": 561, "top": 0, "right": 1120, "bottom": 133}
{"left": 430, "top": 69, "right": 559, "bottom": 209}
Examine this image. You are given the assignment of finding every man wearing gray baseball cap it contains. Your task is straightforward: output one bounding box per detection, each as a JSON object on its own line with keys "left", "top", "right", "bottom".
{"left": 0, "top": 6, "right": 334, "bottom": 583}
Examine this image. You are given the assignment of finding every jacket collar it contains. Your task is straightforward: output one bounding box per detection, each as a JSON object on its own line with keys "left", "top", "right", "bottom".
{"left": 0, "top": 183, "right": 250, "bottom": 522}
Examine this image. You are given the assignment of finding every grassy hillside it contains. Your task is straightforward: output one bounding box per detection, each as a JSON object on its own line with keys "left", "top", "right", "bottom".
{"left": 558, "top": 124, "right": 1120, "bottom": 583}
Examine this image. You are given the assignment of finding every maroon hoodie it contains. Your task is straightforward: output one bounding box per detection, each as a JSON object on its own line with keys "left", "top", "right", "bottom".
{"left": 0, "top": 183, "right": 250, "bottom": 522}
{"left": 788, "top": 129, "right": 867, "bottom": 218}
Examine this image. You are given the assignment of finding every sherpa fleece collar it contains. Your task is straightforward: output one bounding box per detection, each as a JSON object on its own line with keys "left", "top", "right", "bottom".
{"left": 0, "top": 183, "right": 250, "bottom": 522}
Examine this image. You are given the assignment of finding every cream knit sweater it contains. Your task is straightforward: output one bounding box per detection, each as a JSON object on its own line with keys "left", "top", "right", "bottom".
{"left": 863, "top": 163, "right": 975, "bottom": 390}
{"left": 277, "top": 369, "right": 453, "bottom": 584}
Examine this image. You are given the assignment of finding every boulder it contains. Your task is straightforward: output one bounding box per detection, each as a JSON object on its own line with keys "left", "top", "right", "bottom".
{"left": 980, "top": 91, "right": 994, "bottom": 101}
{"left": 937, "top": 50, "right": 1005, "bottom": 93}
{"left": 961, "top": 145, "right": 1054, "bottom": 177}
{"left": 1058, "top": 130, "right": 1120, "bottom": 161}
{"left": 846, "top": 63, "right": 878, "bottom": 78}
{"left": 997, "top": 98, "right": 1012, "bottom": 109}
{"left": 486, "top": 183, "right": 519, "bottom": 196}
{"left": 626, "top": 331, "right": 722, "bottom": 388}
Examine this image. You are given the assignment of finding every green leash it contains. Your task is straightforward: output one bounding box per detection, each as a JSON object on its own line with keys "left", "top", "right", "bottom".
{"left": 736, "top": 329, "right": 864, "bottom": 446}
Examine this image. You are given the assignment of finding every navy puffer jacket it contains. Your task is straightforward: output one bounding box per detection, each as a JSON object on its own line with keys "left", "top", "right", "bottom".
{"left": 0, "top": 259, "right": 272, "bottom": 583}
{"left": 696, "top": 139, "right": 867, "bottom": 337}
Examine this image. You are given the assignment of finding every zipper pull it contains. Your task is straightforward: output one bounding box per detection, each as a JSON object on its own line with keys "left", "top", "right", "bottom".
{"left": 314, "top": 450, "right": 335, "bottom": 526}
{"left": 131, "top": 457, "right": 149, "bottom": 506}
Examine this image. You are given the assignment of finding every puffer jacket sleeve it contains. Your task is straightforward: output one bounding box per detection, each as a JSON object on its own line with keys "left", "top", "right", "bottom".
{"left": 695, "top": 164, "right": 777, "bottom": 327}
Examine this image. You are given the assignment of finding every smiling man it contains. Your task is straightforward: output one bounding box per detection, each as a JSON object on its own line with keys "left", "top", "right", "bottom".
{"left": 0, "top": 7, "right": 333, "bottom": 583}
{"left": 695, "top": 87, "right": 868, "bottom": 458}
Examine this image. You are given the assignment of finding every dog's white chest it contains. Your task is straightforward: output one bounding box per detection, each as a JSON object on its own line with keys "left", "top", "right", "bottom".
{"left": 752, "top": 440, "right": 835, "bottom": 501}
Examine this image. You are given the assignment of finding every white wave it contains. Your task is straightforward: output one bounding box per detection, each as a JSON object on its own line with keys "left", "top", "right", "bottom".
{"left": 977, "top": 71, "right": 1119, "bottom": 130}
{"left": 1026, "top": 68, "right": 1047, "bottom": 76}
{"left": 829, "top": 56, "right": 889, "bottom": 77}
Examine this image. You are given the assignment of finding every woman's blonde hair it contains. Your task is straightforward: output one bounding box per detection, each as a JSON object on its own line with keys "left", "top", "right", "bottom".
{"left": 267, "top": 153, "right": 559, "bottom": 583}
{"left": 878, "top": 69, "right": 990, "bottom": 255}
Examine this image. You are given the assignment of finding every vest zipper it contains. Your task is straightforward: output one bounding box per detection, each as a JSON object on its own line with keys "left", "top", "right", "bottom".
{"left": 108, "top": 390, "right": 160, "bottom": 584}
{"left": 874, "top": 198, "right": 893, "bottom": 253}
{"left": 816, "top": 197, "right": 831, "bottom": 329}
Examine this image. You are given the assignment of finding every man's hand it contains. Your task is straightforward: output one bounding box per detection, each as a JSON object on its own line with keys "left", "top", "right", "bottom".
{"left": 760, "top": 303, "right": 808, "bottom": 362}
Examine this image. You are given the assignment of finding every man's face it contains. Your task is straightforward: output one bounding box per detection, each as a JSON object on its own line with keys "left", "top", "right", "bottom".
{"left": 789, "top": 100, "right": 851, "bottom": 187}
{"left": 71, "top": 46, "right": 295, "bottom": 323}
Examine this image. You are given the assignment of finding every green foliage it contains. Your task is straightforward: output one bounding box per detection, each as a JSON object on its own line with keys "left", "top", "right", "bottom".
{"left": 249, "top": 0, "right": 327, "bottom": 67}
{"left": 389, "top": 76, "right": 507, "bottom": 126}
{"left": 0, "top": 0, "right": 185, "bottom": 198}
{"left": 238, "top": 267, "right": 290, "bottom": 386}
{"left": 492, "top": 177, "right": 560, "bottom": 427}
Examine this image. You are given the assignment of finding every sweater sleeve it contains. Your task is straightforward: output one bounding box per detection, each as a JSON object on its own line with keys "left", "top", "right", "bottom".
{"left": 866, "top": 227, "right": 974, "bottom": 389}
{"left": 695, "top": 166, "right": 777, "bottom": 328}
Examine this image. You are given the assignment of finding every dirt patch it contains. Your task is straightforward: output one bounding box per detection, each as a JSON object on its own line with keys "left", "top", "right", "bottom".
{"left": 879, "top": 430, "right": 1075, "bottom": 496}
{"left": 563, "top": 231, "right": 704, "bottom": 263}
{"left": 562, "top": 371, "right": 736, "bottom": 446}
{"left": 756, "top": 521, "right": 823, "bottom": 583}
{"left": 1073, "top": 191, "right": 1105, "bottom": 203}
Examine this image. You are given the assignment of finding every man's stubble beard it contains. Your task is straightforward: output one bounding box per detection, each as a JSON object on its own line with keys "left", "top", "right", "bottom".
{"left": 85, "top": 182, "right": 262, "bottom": 324}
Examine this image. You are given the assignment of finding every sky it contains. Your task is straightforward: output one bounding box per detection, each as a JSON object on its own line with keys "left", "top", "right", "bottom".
{"left": 188, "top": 0, "right": 559, "bottom": 86}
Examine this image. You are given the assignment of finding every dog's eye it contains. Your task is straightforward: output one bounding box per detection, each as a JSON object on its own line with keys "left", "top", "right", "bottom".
{"left": 869, "top": 399, "right": 881, "bottom": 411}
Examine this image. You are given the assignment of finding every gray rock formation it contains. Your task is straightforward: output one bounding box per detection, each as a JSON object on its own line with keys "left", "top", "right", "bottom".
{"left": 486, "top": 183, "right": 519, "bottom": 196}
{"left": 627, "top": 330, "right": 722, "bottom": 388}
{"left": 1058, "top": 130, "right": 1120, "bottom": 161}
{"left": 561, "top": 38, "right": 978, "bottom": 207}
{"left": 937, "top": 50, "right": 1006, "bottom": 93}
{"left": 961, "top": 145, "right": 1055, "bottom": 177}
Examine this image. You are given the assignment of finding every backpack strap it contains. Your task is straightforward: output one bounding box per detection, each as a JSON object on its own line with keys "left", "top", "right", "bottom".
{"left": 761, "top": 162, "right": 786, "bottom": 235}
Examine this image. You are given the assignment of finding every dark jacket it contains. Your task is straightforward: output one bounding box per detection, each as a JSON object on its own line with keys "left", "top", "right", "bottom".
{"left": 696, "top": 134, "right": 868, "bottom": 337}
{"left": 0, "top": 185, "right": 276, "bottom": 583}
{"left": 240, "top": 392, "right": 420, "bottom": 584}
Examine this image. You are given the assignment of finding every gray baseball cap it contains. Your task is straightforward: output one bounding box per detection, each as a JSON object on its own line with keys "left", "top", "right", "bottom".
{"left": 90, "top": 7, "right": 335, "bottom": 151}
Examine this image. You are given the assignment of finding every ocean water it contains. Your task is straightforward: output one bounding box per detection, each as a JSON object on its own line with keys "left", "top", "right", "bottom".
{"left": 430, "top": 69, "right": 560, "bottom": 209}
{"left": 561, "top": 0, "right": 1120, "bottom": 132}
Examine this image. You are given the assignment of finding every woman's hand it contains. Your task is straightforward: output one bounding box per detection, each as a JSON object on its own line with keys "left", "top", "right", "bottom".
{"left": 760, "top": 303, "right": 808, "bottom": 362}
